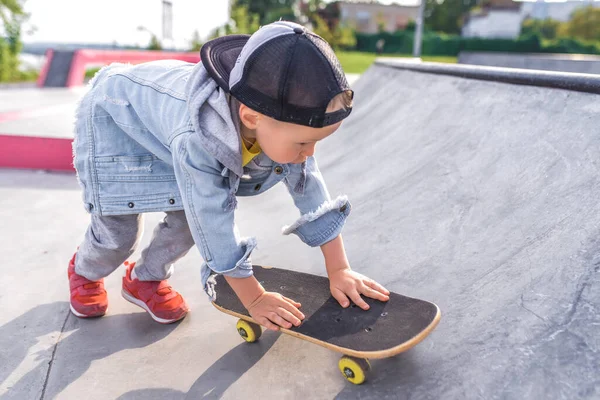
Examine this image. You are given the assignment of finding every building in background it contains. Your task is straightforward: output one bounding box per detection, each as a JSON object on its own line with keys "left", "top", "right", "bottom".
{"left": 462, "top": 0, "right": 522, "bottom": 39}
{"left": 322, "top": 1, "right": 420, "bottom": 33}
{"left": 520, "top": 0, "right": 600, "bottom": 22}
{"left": 462, "top": 0, "right": 600, "bottom": 39}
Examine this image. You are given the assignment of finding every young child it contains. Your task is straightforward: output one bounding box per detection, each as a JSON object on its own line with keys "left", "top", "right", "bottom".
{"left": 68, "top": 21, "right": 390, "bottom": 329}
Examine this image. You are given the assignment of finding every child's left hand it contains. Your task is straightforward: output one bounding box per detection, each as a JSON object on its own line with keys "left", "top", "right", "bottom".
{"left": 328, "top": 268, "right": 390, "bottom": 310}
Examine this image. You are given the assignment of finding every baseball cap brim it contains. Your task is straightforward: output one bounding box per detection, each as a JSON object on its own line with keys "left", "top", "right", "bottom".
{"left": 201, "top": 34, "right": 250, "bottom": 92}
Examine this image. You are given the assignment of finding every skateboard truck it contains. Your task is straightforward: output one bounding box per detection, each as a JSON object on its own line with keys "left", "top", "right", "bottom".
{"left": 234, "top": 317, "right": 373, "bottom": 385}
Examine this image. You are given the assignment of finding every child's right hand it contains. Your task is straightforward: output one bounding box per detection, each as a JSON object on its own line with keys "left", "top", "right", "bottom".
{"left": 246, "top": 292, "right": 305, "bottom": 331}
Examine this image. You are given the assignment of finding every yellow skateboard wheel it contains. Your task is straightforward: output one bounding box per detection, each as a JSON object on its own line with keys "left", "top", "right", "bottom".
{"left": 236, "top": 319, "right": 262, "bottom": 343}
{"left": 338, "top": 356, "right": 371, "bottom": 385}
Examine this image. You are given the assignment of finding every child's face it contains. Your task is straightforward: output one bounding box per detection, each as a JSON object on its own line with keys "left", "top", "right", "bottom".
{"left": 256, "top": 117, "right": 342, "bottom": 164}
{"left": 239, "top": 103, "right": 343, "bottom": 164}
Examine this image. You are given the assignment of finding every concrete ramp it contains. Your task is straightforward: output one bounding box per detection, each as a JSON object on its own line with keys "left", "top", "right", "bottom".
{"left": 315, "top": 60, "right": 600, "bottom": 398}
{"left": 459, "top": 51, "right": 600, "bottom": 75}
{"left": 1, "top": 61, "right": 599, "bottom": 399}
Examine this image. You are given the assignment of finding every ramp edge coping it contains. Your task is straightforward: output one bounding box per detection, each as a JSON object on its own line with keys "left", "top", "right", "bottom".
{"left": 375, "top": 58, "right": 600, "bottom": 95}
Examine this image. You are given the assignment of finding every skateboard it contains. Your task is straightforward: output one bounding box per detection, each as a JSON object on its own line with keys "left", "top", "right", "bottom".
{"left": 211, "top": 265, "right": 441, "bottom": 384}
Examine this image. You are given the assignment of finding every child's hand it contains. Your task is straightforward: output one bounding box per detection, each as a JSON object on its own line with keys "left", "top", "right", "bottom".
{"left": 328, "top": 268, "right": 390, "bottom": 310}
{"left": 246, "top": 292, "right": 305, "bottom": 331}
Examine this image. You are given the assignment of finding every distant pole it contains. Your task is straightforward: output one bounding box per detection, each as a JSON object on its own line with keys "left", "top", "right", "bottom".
{"left": 162, "top": 0, "right": 173, "bottom": 49}
{"left": 413, "top": 0, "right": 425, "bottom": 58}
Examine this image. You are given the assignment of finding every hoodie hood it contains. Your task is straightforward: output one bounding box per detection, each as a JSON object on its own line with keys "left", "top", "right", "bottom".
{"left": 184, "top": 62, "right": 308, "bottom": 211}
{"left": 185, "top": 62, "right": 244, "bottom": 178}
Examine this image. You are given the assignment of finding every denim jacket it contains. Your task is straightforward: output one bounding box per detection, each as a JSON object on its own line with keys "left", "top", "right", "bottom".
{"left": 73, "top": 60, "right": 351, "bottom": 298}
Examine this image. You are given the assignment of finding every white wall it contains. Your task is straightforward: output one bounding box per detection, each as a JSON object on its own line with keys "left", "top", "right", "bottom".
{"left": 462, "top": 1, "right": 600, "bottom": 39}
{"left": 462, "top": 11, "right": 523, "bottom": 39}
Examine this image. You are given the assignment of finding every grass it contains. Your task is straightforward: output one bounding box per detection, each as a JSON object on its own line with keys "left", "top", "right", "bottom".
{"left": 0, "top": 69, "right": 39, "bottom": 83}
{"left": 335, "top": 51, "right": 457, "bottom": 74}
{"left": 85, "top": 68, "right": 101, "bottom": 78}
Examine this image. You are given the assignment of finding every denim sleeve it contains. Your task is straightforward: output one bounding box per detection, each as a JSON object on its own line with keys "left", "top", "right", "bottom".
{"left": 282, "top": 156, "right": 351, "bottom": 247}
{"left": 171, "top": 132, "right": 255, "bottom": 299}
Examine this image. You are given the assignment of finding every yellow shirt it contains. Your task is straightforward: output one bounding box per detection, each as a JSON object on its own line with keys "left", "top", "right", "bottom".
{"left": 241, "top": 138, "right": 261, "bottom": 166}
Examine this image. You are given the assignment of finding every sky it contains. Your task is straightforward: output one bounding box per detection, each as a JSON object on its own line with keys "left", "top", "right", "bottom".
{"left": 21, "top": 0, "right": 597, "bottom": 49}
{"left": 22, "top": 0, "right": 424, "bottom": 48}
{"left": 23, "top": 0, "right": 230, "bottom": 48}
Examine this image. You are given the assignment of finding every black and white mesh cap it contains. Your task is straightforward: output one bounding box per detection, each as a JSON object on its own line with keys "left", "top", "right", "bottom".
{"left": 201, "top": 21, "right": 353, "bottom": 128}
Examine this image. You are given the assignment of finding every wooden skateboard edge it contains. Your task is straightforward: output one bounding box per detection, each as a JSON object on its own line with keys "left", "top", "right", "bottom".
{"left": 212, "top": 301, "right": 442, "bottom": 360}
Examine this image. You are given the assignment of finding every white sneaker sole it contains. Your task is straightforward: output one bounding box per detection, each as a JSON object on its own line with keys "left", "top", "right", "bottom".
{"left": 121, "top": 289, "right": 186, "bottom": 324}
{"left": 69, "top": 303, "right": 105, "bottom": 318}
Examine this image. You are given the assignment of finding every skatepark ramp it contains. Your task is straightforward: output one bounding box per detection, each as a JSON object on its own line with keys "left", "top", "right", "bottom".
{"left": 459, "top": 51, "right": 600, "bottom": 75}
{"left": 2, "top": 60, "right": 599, "bottom": 398}
{"left": 288, "top": 60, "right": 598, "bottom": 398}
{"left": 38, "top": 49, "right": 200, "bottom": 87}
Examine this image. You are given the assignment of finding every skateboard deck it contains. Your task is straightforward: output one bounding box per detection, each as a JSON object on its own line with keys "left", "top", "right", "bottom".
{"left": 212, "top": 265, "right": 441, "bottom": 361}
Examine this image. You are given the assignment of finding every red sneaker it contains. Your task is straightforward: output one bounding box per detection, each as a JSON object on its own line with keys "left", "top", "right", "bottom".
{"left": 121, "top": 261, "right": 189, "bottom": 324}
{"left": 68, "top": 253, "right": 108, "bottom": 318}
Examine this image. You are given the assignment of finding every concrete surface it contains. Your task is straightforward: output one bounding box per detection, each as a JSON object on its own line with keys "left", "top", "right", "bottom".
{"left": 459, "top": 51, "right": 600, "bottom": 75}
{"left": 1, "top": 62, "right": 599, "bottom": 399}
{"left": 0, "top": 87, "right": 84, "bottom": 138}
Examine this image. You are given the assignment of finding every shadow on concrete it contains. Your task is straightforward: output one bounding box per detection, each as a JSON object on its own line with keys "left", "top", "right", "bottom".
{"left": 116, "top": 331, "right": 280, "bottom": 400}
{"left": 0, "top": 302, "right": 68, "bottom": 397}
{"left": 1, "top": 302, "right": 179, "bottom": 399}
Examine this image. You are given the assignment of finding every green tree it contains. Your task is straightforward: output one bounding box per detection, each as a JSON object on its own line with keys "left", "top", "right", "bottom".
{"left": 0, "top": 0, "right": 24, "bottom": 24}
{"left": 334, "top": 23, "right": 357, "bottom": 49}
{"left": 208, "top": 3, "right": 260, "bottom": 39}
{"left": 212, "top": 1, "right": 355, "bottom": 50}
{"left": 234, "top": 0, "right": 296, "bottom": 25}
{"left": 307, "top": 1, "right": 356, "bottom": 50}
{"left": 521, "top": 18, "right": 562, "bottom": 40}
{"left": 189, "top": 29, "right": 203, "bottom": 52}
{"left": 376, "top": 12, "right": 386, "bottom": 33}
{"left": 0, "top": 39, "right": 11, "bottom": 81}
{"left": 425, "top": 0, "right": 482, "bottom": 34}
{"left": 311, "top": 14, "right": 334, "bottom": 44}
{"left": 559, "top": 6, "right": 600, "bottom": 41}
{"left": 0, "top": 0, "right": 27, "bottom": 82}
{"left": 228, "top": 4, "right": 260, "bottom": 34}
{"left": 304, "top": 0, "right": 324, "bottom": 13}
{"left": 405, "top": 20, "right": 417, "bottom": 32}
{"left": 147, "top": 35, "right": 162, "bottom": 50}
